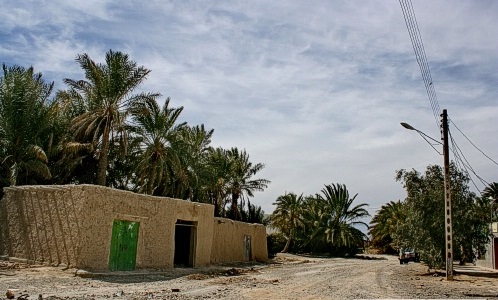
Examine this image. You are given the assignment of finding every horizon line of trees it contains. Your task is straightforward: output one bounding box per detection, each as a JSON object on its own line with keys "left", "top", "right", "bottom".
{"left": 0, "top": 50, "right": 269, "bottom": 223}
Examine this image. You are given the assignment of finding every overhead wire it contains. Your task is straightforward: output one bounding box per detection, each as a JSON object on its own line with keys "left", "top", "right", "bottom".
{"left": 449, "top": 127, "right": 489, "bottom": 192}
{"left": 400, "top": 1, "right": 494, "bottom": 194}
{"left": 399, "top": 0, "right": 441, "bottom": 131}
{"left": 416, "top": 131, "right": 442, "bottom": 155}
{"left": 449, "top": 119, "right": 498, "bottom": 167}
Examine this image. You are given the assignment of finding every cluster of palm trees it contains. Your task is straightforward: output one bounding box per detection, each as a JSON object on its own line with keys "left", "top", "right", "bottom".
{"left": 270, "top": 183, "right": 370, "bottom": 256}
{"left": 0, "top": 50, "right": 269, "bottom": 222}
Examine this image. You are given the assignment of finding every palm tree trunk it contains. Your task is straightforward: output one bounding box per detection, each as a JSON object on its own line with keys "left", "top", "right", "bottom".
{"left": 147, "top": 160, "right": 157, "bottom": 195}
{"left": 96, "top": 123, "right": 110, "bottom": 186}
{"left": 281, "top": 228, "right": 294, "bottom": 253}
{"left": 231, "top": 193, "right": 241, "bottom": 220}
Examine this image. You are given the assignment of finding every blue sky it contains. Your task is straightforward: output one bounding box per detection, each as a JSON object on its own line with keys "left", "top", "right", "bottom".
{"left": 1, "top": 0, "right": 497, "bottom": 218}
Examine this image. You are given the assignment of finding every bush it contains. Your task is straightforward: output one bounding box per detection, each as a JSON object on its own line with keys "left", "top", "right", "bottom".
{"left": 266, "top": 233, "right": 287, "bottom": 258}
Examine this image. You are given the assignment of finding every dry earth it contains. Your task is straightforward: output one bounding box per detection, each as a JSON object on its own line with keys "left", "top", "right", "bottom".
{"left": 2, "top": 254, "right": 498, "bottom": 299}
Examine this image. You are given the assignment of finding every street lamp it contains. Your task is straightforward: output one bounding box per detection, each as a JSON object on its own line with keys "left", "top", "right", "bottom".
{"left": 401, "top": 109, "right": 453, "bottom": 281}
{"left": 401, "top": 122, "right": 442, "bottom": 150}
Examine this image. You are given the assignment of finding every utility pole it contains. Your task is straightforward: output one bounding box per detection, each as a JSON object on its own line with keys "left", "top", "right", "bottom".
{"left": 442, "top": 109, "right": 453, "bottom": 281}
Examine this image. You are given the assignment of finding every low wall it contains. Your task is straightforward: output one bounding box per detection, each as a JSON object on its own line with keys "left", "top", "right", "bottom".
{"left": 211, "top": 217, "right": 268, "bottom": 264}
{"left": 77, "top": 185, "right": 214, "bottom": 270}
{"left": 0, "top": 185, "right": 85, "bottom": 266}
{"left": 0, "top": 185, "right": 215, "bottom": 270}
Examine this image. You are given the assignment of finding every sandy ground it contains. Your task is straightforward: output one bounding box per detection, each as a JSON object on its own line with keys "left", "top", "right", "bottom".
{"left": 2, "top": 254, "right": 498, "bottom": 299}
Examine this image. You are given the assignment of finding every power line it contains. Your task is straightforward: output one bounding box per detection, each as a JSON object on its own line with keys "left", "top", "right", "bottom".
{"left": 449, "top": 128, "right": 489, "bottom": 192}
{"left": 399, "top": 0, "right": 441, "bottom": 131}
{"left": 399, "top": 1, "right": 493, "bottom": 192}
{"left": 417, "top": 131, "right": 442, "bottom": 155}
{"left": 449, "top": 119, "right": 498, "bottom": 167}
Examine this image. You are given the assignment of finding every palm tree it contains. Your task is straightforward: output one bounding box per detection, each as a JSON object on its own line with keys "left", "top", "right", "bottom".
{"left": 0, "top": 64, "right": 53, "bottom": 187}
{"left": 241, "top": 199, "right": 267, "bottom": 224}
{"left": 482, "top": 182, "right": 498, "bottom": 203}
{"left": 48, "top": 90, "right": 94, "bottom": 184}
{"left": 203, "top": 147, "right": 233, "bottom": 217}
{"left": 63, "top": 50, "right": 158, "bottom": 186}
{"left": 175, "top": 124, "right": 214, "bottom": 201}
{"left": 369, "top": 200, "right": 406, "bottom": 253}
{"left": 225, "top": 147, "right": 270, "bottom": 220}
{"left": 129, "top": 98, "right": 185, "bottom": 195}
{"left": 483, "top": 182, "right": 498, "bottom": 221}
{"left": 311, "top": 183, "right": 370, "bottom": 254}
{"left": 271, "top": 193, "right": 304, "bottom": 253}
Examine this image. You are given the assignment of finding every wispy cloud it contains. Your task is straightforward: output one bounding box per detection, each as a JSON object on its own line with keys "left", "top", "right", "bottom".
{"left": 1, "top": 0, "right": 496, "bottom": 216}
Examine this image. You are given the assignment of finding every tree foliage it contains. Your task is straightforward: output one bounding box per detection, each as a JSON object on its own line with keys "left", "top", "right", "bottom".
{"left": 0, "top": 64, "right": 54, "bottom": 187}
{"left": 0, "top": 52, "right": 269, "bottom": 223}
{"left": 270, "top": 184, "right": 370, "bottom": 256}
{"left": 369, "top": 164, "right": 491, "bottom": 270}
{"left": 368, "top": 200, "right": 406, "bottom": 254}
{"left": 63, "top": 50, "right": 158, "bottom": 186}
{"left": 272, "top": 193, "right": 304, "bottom": 253}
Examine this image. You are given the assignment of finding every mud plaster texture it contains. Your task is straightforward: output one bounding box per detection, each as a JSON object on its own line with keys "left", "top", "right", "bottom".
{"left": 0, "top": 185, "right": 268, "bottom": 271}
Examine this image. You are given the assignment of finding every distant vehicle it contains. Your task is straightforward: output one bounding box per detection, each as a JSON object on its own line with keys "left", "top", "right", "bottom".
{"left": 399, "top": 248, "right": 420, "bottom": 264}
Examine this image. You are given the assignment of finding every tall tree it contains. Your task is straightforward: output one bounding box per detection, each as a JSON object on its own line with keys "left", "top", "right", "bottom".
{"left": 175, "top": 124, "right": 214, "bottom": 201}
{"left": 225, "top": 148, "right": 270, "bottom": 220}
{"left": 0, "top": 64, "right": 53, "bottom": 187}
{"left": 204, "top": 147, "right": 232, "bottom": 217}
{"left": 396, "top": 164, "right": 491, "bottom": 269}
{"left": 310, "top": 183, "right": 370, "bottom": 255}
{"left": 271, "top": 193, "right": 304, "bottom": 253}
{"left": 129, "top": 98, "right": 185, "bottom": 195}
{"left": 63, "top": 50, "right": 158, "bottom": 186}
{"left": 48, "top": 90, "right": 94, "bottom": 184}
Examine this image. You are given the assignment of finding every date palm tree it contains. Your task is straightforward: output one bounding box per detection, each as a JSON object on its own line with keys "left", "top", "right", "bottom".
{"left": 369, "top": 200, "right": 406, "bottom": 253}
{"left": 272, "top": 193, "right": 304, "bottom": 252}
{"left": 0, "top": 64, "right": 53, "bottom": 187}
{"left": 63, "top": 50, "right": 158, "bottom": 186}
{"left": 311, "top": 183, "right": 370, "bottom": 254}
{"left": 175, "top": 124, "right": 214, "bottom": 201}
{"left": 482, "top": 182, "right": 498, "bottom": 203}
{"left": 129, "top": 98, "right": 185, "bottom": 195}
{"left": 225, "top": 147, "right": 270, "bottom": 220}
{"left": 483, "top": 182, "right": 498, "bottom": 220}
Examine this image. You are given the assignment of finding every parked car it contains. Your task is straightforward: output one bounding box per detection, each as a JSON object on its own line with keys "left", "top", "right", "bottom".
{"left": 399, "top": 248, "right": 420, "bottom": 264}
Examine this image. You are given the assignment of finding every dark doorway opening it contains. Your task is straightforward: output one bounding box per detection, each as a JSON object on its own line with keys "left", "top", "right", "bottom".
{"left": 174, "top": 220, "right": 196, "bottom": 267}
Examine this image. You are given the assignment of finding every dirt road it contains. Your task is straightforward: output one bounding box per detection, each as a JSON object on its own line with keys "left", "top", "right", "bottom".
{"left": 2, "top": 254, "right": 498, "bottom": 299}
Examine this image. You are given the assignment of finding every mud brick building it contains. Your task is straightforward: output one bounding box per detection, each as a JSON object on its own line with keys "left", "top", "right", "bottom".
{"left": 0, "top": 185, "right": 267, "bottom": 271}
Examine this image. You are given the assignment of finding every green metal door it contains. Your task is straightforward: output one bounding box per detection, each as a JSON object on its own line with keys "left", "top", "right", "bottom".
{"left": 109, "top": 220, "right": 140, "bottom": 271}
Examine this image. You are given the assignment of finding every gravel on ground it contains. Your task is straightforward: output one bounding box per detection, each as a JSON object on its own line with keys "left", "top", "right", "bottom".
{"left": 2, "top": 254, "right": 498, "bottom": 299}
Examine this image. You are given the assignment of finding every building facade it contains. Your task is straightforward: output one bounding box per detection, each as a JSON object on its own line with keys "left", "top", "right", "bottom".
{"left": 0, "top": 185, "right": 267, "bottom": 271}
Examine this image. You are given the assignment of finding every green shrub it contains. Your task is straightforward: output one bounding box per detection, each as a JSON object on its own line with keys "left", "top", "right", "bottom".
{"left": 267, "top": 233, "right": 286, "bottom": 258}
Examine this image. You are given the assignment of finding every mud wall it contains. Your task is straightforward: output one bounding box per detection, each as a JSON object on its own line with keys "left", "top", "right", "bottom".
{"left": 0, "top": 185, "right": 85, "bottom": 266}
{"left": 78, "top": 185, "right": 214, "bottom": 270}
{"left": 1, "top": 185, "right": 268, "bottom": 270}
{"left": 211, "top": 217, "right": 268, "bottom": 264}
{"left": 0, "top": 185, "right": 215, "bottom": 270}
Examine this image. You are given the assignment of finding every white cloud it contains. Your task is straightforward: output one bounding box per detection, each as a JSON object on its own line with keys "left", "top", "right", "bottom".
{"left": 1, "top": 0, "right": 496, "bottom": 217}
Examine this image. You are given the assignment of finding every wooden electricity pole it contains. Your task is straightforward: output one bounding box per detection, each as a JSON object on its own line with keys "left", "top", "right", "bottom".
{"left": 442, "top": 109, "right": 453, "bottom": 281}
